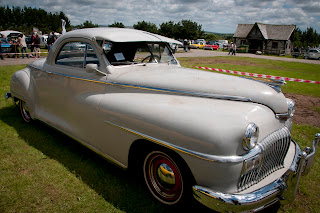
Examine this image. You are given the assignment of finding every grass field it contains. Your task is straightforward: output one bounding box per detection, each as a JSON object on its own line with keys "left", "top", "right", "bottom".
{"left": 1, "top": 57, "right": 320, "bottom": 213}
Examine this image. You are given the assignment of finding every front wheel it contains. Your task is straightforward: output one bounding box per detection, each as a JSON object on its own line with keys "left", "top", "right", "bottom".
{"left": 143, "top": 150, "right": 186, "bottom": 205}
{"left": 19, "top": 100, "right": 32, "bottom": 122}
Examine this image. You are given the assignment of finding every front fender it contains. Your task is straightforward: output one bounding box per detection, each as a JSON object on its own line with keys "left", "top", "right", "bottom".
{"left": 98, "top": 92, "right": 284, "bottom": 157}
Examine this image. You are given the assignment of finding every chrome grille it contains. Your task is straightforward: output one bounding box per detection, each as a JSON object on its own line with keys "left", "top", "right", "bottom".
{"left": 238, "top": 127, "right": 291, "bottom": 191}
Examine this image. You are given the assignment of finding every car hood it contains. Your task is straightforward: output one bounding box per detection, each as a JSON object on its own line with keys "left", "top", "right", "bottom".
{"left": 110, "top": 65, "right": 288, "bottom": 113}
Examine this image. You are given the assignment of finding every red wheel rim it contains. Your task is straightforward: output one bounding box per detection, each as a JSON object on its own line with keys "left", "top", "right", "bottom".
{"left": 144, "top": 152, "right": 183, "bottom": 204}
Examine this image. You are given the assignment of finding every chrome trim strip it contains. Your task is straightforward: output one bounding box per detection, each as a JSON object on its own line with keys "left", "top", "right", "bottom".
{"left": 241, "top": 76, "right": 285, "bottom": 93}
{"left": 28, "top": 64, "right": 252, "bottom": 103}
{"left": 104, "top": 120, "right": 261, "bottom": 163}
{"left": 110, "top": 81, "right": 253, "bottom": 102}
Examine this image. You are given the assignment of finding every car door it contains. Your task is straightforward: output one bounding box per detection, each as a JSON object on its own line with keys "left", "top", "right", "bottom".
{"left": 35, "top": 39, "right": 107, "bottom": 143}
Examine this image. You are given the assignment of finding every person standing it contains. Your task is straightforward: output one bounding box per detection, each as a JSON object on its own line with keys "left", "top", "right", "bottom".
{"left": 183, "top": 39, "right": 188, "bottom": 52}
{"left": 30, "top": 32, "right": 36, "bottom": 57}
{"left": 232, "top": 43, "right": 236, "bottom": 55}
{"left": 18, "top": 34, "right": 29, "bottom": 59}
{"left": 34, "top": 34, "right": 41, "bottom": 58}
{"left": 47, "top": 32, "right": 54, "bottom": 52}
{"left": 228, "top": 43, "right": 234, "bottom": 55}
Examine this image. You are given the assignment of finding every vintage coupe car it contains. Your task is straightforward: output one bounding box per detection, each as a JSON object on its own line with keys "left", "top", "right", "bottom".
{"left": 5, "top": 28, "right": 319, "bottom": 212}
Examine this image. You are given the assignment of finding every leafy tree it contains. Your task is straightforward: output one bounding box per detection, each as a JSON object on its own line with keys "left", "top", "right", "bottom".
{"left": 0, "top": 6, "right": 71, "bottom": 34}
{"left": 108, "top": 22, "right": 125, "bottom": 28}
{"left": 204, "top": 33, "right": 218, "bottom": 41}
{"left": 174, "top": 20, "right": 204, "bottom": 40}
{"left": 158, "top": 20, "right": 204, "bottom": 40}
{"left": 159, "top": 21, "right": 175, "bottom": 38}
{"left": 293, "top": 27, "right": 320, "bottom": 48}
{"left": 133, "top": 21, "right": 158, "bottom": 34}
{"left": 81, "top": 20, "right": 99, "bottom": 28}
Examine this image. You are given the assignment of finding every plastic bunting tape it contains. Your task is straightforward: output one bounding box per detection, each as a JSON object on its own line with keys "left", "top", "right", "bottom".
{"left": 193, "top": 66, "right": 320, "bottom": 84}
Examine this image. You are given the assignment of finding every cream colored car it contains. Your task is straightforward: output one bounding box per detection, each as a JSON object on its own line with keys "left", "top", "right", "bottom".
{"left": 305, "top": 48, "right": 320, "bottom": 60}
{"left": 5, "top": 28, "right": 319, "bottom": 212}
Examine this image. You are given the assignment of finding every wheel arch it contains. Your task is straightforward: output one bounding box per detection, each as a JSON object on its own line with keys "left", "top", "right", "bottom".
{"left": 128, "top": 139, "right": 196, "bottom": 185}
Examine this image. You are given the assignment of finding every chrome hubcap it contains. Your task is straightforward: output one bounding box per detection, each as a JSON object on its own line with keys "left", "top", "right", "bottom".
{"left": 156, "top": 163, "right": 176, "bottom": 189}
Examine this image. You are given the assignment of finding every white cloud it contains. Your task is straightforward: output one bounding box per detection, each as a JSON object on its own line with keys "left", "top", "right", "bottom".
{"left": 0, "top": 0, "right": 319, "bottom": 32}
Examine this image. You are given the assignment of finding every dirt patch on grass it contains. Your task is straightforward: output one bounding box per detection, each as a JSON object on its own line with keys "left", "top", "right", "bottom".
{"left": 284, "top": 93, "right": 320, "bottom": 128}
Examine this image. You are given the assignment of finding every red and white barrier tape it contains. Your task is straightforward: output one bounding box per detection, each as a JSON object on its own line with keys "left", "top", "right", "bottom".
{"left": 193, "top": 66, "right": 320, "bottom": 84}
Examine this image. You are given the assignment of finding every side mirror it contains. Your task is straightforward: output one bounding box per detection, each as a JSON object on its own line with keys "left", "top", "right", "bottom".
{"left": 86, "top": 63, "right": 98, "bottom": 73}
{"left": 86, "top": 64, "right": 106, "bottom": 76}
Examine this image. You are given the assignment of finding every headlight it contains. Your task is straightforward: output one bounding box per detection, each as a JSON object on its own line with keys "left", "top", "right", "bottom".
{"left": 287, "top": 99, "right": 296, "bottom": 118}
{"left": 242, "top": 122, "right": 259, "bottom": 151}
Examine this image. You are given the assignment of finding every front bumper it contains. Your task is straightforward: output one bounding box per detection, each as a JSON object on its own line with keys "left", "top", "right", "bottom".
{"left": 193, "top": 134, "right": 319, "bottom": 213}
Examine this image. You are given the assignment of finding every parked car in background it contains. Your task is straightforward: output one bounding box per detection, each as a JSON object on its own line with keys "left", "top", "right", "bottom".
{"left": 218, "top": 40, "right": 228, "bottom": 49}
{"left": 305, "top": 48, "right": 320, "bottom": 60}
{"left": 190, "top": 41, "right": 206, "bottom": 49}
{"left": 0, "top": 38, "right": 12, "bottom": 54}
{"left": 5, "top": 27, "right": 319, "bottom": 213}
{"left": 203, "top": 41, "right": 220, "bottom": 50}
{"left": 39, "top": 35, "right": 48, "bottom": 48}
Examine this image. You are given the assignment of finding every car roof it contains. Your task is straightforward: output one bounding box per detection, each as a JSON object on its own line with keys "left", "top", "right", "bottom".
{"left": 59, "top": 27, "right": 182, "bottom": 45}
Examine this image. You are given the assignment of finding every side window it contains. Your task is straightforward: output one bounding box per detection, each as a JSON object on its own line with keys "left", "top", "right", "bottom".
{"left": 56, "top": 42, "right": 99, "bottom": 68}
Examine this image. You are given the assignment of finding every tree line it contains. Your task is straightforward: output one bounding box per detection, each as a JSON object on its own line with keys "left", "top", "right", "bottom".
{"left": 1, "top": 5, "right": 319, "bottom": 47}
{"left": 293, "top": 27, "right": 320, "bottom": 48}
{"left": 0, "top": 6, "right": 71, "bottom": 34}
{"left": 0, "top": 6, "right": 219, "bottom": 40}
{"left": 75, "top": 20, "right": 208, "bottom": 40}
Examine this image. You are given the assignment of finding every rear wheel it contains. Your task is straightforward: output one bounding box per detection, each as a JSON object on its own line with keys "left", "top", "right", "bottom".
{"left": 19, "top": 100, "right": 32, "bottom": 122}
{"left": 143, "top": 150, "right": 186, "bottom": 205}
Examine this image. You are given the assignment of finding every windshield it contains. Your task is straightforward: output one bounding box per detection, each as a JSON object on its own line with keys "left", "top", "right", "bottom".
{"left": 101, "top": 41, "right": 177, "bottom": 66}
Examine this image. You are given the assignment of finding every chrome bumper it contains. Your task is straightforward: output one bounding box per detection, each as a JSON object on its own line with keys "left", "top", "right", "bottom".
{"left": 193, "top": 134, "right": 320, "bottom": 213}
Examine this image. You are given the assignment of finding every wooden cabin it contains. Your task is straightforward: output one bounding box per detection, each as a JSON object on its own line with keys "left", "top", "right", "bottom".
{"left": 233, "top": 23, "right": 295, "bottom": 55}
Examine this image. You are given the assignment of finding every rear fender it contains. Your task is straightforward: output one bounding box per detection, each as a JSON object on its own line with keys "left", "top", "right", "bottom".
{"left": 10, "top": 67, "right": 36, "bottom": 119}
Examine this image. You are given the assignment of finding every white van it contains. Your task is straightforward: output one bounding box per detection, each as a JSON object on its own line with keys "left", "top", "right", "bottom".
{"left": 39, "top": 35, "right": 48, "bottom": 48}
{"left": 218, "top": 40, "right": 228, "bottom": 48}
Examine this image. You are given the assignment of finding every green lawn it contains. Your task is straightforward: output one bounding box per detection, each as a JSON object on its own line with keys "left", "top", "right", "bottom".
{"left": 0, "top": 65, "right": 175, "bottom": 213}
{"left": 179, "top": 56, "right": 320, "bottom": 97}
{"left": 1, "top": 58, "right": 320, "bottom": 212}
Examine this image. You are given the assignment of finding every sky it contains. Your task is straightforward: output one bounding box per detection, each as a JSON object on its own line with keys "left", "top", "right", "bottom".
{"left": 1, "top": 0, "right": 320, "bottom": 33}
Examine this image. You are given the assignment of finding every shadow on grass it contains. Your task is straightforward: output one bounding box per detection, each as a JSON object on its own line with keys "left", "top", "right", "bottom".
{"left": 0, "top": 105, "right": 281, "bottom": 213}
{"left": 0, "top": 105, "right": 216, "bottom": 212}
